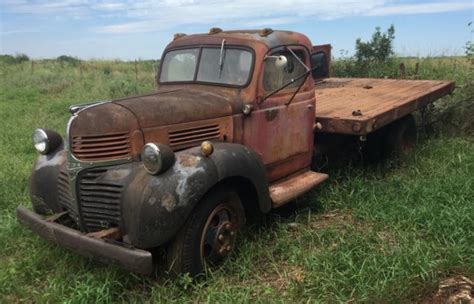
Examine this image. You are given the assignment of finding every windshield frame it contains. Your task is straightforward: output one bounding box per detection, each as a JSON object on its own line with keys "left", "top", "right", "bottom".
{"left": 158, "top": 44, "right": 256, "bottom": 88}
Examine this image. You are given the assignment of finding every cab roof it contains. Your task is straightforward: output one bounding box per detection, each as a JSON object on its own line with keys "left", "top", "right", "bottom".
{"left": 166, "top": 28, "right": 312, "bottom": 50}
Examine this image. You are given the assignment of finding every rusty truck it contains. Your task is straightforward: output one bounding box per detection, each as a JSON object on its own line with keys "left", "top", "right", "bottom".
{"left": 17, "top": 28, "right": 454, "bottom": 276}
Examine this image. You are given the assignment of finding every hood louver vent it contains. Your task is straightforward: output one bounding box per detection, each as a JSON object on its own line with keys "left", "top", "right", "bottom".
{"left": 169, "top": 124, "right": 220, "bottom": 150}
{"left": 71, "top": 132, "right": 131, "bottom": 161}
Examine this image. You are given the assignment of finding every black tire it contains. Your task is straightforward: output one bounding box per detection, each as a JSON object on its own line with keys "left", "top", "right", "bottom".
{"left": 384, "top": 114, "right": 417, "bottom": 157}
{"left": 362, "top": 128, "right": 387, "bottom": 163}
{"left": 166, "top": 186, "right": 245, "bottom": 277}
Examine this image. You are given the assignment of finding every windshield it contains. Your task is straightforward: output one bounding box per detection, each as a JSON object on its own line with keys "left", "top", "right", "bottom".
{"left": 160, "top": 47, "right": 253, "bottom": 86}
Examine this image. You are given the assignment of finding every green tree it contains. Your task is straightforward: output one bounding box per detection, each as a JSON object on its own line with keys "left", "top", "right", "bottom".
{"left": 355, "top": 25, "right": 395, "bottom": 63}
{"left": 14, "top": 53, "right": 30, "bottom": 63}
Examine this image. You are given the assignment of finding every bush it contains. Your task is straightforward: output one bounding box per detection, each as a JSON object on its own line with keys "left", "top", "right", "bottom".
{"left": 0, "top": 54, "right": 16, "bottom": 64}
{"left": 57, "top": 55, "right": 81, "bottom": 66}
{"left": 331, "top": 25, "right": 397, "bottom": 78}
{"left": 14, "top": 53, "right": 30, "bottom": 63}
{"left": 0, "top": 53, "right": 30, "bottom": 64}
{"left": 355, "top": 25, "right": 395, "bottom": 63}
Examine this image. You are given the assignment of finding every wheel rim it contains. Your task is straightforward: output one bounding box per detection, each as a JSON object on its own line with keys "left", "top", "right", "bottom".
{"left": 200, "top": 203, "right": 239, "bottom": 267}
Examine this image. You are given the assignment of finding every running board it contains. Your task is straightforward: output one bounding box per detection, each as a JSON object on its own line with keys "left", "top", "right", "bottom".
{"left": 270, "top": 170, "right": 328, "bottom": 208}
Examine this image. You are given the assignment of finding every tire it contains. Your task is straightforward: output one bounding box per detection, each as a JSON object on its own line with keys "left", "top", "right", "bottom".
{"left": 384, "top": 114, "right": 417, "bottom": 157}
{"left": 166, "top": 186, "right": 245, "bottom": 277}
{"left": 363, "top": 128, "right": 386, "bottom": 163}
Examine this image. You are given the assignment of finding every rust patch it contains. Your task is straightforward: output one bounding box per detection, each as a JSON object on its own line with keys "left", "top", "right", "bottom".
{"left": 87, "top": 227, "right": 121, "bottom": 240}
{"left": 46, "top": 211, "right": 68, "bottom": 222}
{"left": 161, "top": 192, "right": 177, "bottom": 212}
{"left": 264, "top": 108, "right": 279, "bottom": 121}
{"left": 109, "top": 169, "right": 131, "bottom": 180}
{"left": 179, "top": 154, "right": 200, "bottom": 167}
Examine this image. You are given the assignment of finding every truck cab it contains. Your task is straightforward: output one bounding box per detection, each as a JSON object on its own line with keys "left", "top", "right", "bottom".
{"left": 156, "top": 29, "right": 320, "bottom": 182}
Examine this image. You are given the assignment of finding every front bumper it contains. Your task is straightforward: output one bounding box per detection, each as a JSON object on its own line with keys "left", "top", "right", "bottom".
{"left": 16, "top": 205, "right": 153, "bottom": 275}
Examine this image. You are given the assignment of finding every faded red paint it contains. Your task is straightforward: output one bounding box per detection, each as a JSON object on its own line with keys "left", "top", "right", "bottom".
{"left": 71, "top": 30, "right": 318, "bottom": 181}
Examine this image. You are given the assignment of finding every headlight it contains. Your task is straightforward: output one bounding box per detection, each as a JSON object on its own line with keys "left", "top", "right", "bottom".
{"left": 32, "top": 129, "right": 62, "bottom": 155}
{"left": 141, "top": 143, "right": 175, "bottom": 175}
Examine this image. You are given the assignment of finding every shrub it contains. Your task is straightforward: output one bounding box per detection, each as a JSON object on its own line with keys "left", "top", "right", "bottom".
{"left": 0, "top": 53, "right": 30, "bottom": 64}
{"left": 14, "top": 53, "right": 30, "bottom": 63}
{"left": 355, "top": 25, "right": 395, "bottom": 63}
{"left": 0, "top": 54, "right": 16, "bottom": 64}
{"left": 57, "top": 55, "right": 81, "bottom": 66}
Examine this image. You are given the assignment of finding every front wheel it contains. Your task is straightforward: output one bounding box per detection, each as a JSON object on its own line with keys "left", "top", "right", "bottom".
{"left": 166, "top": 186, "right": 245, "bottom": 277}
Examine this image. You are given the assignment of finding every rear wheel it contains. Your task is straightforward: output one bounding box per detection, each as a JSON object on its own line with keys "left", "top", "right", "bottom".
{"left": 384, "top": 114, "right": 417, "bottom": 157}
{"left": 166, "top": 186, "right": 245, "bottom": 277}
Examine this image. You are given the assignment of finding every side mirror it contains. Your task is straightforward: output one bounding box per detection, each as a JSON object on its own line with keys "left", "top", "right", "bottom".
{"left": 265, "top": 55, "right": 288, "bottom": 69}
{"left": 310, "top": 52, "right": 329, "bottom": 79}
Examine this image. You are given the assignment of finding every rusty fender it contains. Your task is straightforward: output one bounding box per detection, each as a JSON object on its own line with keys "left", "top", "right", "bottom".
{"left": 29, "top": 144, "right": 67, "bottom": 215}
{"left": 123, "top": 142, "right": 271, "bottom": 249}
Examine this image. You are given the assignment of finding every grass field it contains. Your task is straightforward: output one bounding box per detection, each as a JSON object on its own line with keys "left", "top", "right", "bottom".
{"left": 0, "top": 57, "right": 472, "bottom": 303}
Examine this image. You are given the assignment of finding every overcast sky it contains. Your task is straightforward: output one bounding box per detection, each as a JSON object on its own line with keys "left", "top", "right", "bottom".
{"left": 1, "top": 0, "right": 473, "bottom": 60}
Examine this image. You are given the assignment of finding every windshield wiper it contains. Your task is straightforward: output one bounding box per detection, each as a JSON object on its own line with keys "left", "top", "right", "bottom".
{"left": 218, "top": 39, "right": 226, "bottom": 77}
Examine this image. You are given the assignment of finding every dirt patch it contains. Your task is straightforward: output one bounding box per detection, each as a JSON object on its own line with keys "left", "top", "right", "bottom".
{"left": 421, "top": 275, "right": 473, "bottom": 304}
{"left": 245, "top": 262, "right": 306, "bottom": 298}
{"left": 309, "top": 209, "right": 374, "bottom": 232}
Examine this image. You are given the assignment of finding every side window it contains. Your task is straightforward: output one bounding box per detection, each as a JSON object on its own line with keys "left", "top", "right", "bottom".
{"left": 263, "top": 49, "right": 306, "bottom": 92}
{"left": 310, "top": 52, "right": 329, "bottom": 79}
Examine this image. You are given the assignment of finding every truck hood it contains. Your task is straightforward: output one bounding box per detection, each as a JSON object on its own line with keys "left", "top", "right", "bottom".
{"left": 113, "top": 88, "right": 233, "bottom": 128}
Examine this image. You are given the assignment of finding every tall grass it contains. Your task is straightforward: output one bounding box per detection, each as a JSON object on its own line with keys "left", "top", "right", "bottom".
{"left": 0, "top": 56, "right": 472, "bottom": 302}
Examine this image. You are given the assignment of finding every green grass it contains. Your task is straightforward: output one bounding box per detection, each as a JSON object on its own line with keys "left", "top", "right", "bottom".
{"left": 0, "top": 57, "right": 473, "bottom": 303}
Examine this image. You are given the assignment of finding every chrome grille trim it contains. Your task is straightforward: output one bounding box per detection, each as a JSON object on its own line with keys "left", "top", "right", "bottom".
{"left": 57, "top": 168, "right": 80, "bottom": 224}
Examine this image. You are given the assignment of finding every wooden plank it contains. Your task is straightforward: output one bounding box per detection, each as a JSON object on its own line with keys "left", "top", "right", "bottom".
{"left": 314, "top": 78, "right": 454, "bottom": 135}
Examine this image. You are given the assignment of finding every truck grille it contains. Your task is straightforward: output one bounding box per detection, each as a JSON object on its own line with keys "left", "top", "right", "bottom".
{"left": 78, "top": 168, "right": 123, "bottom": 232}
{"left": 57, "top": 168, "right": 80, "bottom": 224}
{"left": 169, "top": 124, "right": 220, "bottom": 150}
{"left": 71, "top": 132, "right": 131, "bottom": 161}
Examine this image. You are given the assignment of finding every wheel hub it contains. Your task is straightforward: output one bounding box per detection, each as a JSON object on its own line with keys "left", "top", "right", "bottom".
{"left": 200, "top": 204, "right": 238, "bottom": 266}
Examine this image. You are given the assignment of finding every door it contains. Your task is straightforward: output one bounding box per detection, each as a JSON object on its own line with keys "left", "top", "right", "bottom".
{"left": 311, "top": 44, "right": 331, "bottom": 80}
{"left": 242, "top": 46, "right": 315, "bottom": 182}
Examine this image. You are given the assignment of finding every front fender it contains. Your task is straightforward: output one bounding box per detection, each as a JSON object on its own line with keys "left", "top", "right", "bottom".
{"left": 122, "top": 143, "right": 270, "bottom": 249}
{"left": 29, "top": 144, "right": 66, "bottom": 215}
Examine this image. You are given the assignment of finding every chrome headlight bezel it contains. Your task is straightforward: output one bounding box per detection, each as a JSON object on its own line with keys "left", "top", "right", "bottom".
{"left": 141, "top": 143, "right": 175, "bottom": 175}
{"left": 32, "top": 128, "right": 62, "bottom": 155}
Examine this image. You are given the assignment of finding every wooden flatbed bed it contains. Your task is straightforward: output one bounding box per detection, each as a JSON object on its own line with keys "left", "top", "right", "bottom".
{"left": 314, "top": 78, "right": 455, "bottom": 135}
